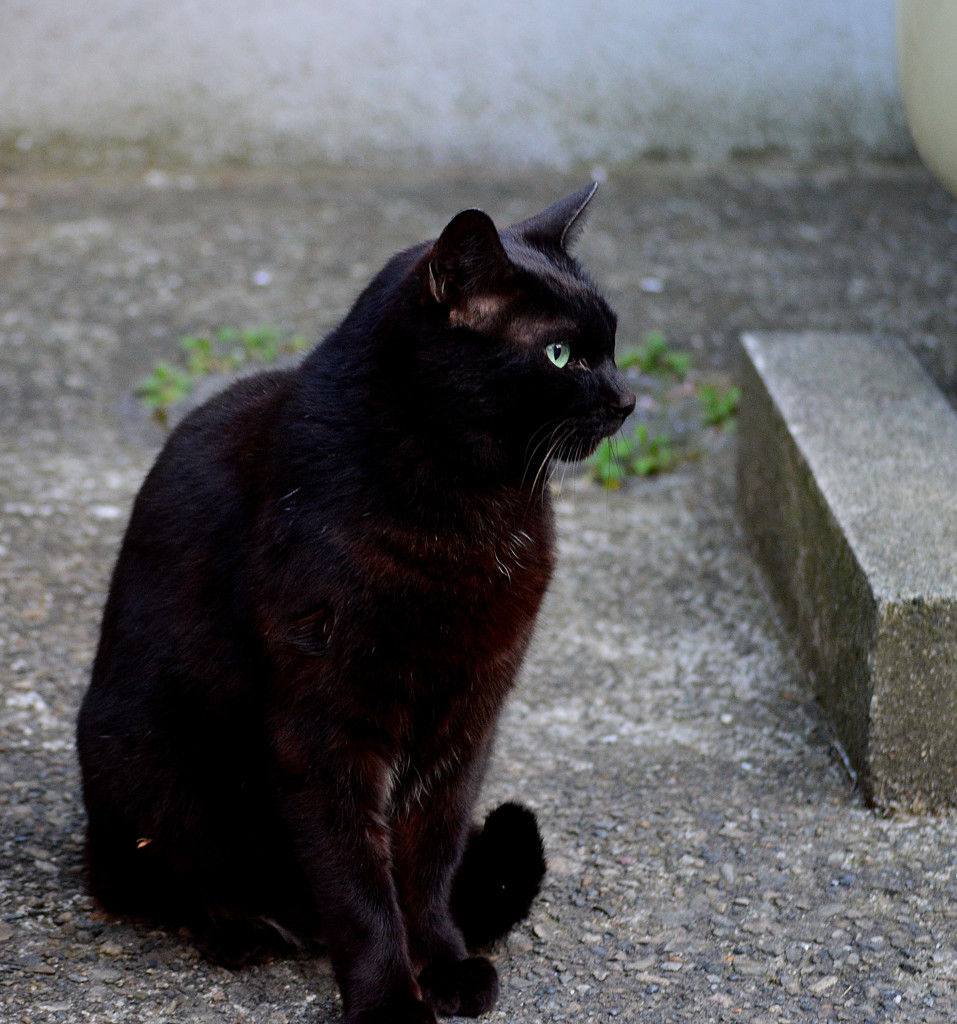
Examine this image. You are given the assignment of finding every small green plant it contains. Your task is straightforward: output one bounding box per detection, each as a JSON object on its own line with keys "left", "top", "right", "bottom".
{"left": 587, "top": 330, "right": 743, "bottom": 487}
{"left": 137, "top": 326, "right": 308, "bottom": 423}
{"left": 135, "top": 361, "right": 194, "bottom": 417}
{"left": 589, "top": 423, "right": 678, "bottom": 488}
{"left": 631, "top": 424, "right": 677, "bottom": 476}
{"left": 178, "top": 334, "right": 223, "bottom": 375}
{"left": 591, "top": 437, "right": 628, "bottom": 489}
{"left": 699, "top": 383, "right": 741, "bottom": 431}
{"left": 618, "top": 331, "right": 691, "bottom": 380}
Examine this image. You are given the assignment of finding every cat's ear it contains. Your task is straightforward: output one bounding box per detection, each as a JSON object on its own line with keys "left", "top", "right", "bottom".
{"left": 507, "top": 182, "right": 599, "bottom": 253}
{"left": 427, "top": 209, "right": 511, "bottom": 305}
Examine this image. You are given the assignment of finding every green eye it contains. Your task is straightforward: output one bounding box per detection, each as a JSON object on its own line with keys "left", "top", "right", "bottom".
{"left": 545, "top": 341, "right": 571, "bottom": 368}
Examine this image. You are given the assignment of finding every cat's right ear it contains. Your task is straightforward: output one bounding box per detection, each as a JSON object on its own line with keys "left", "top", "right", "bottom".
{"left": 427, "top": 209, "right": 511, "bottom": 306}
{"left": 506, "top": 182, "right": 598, "bottom": 253}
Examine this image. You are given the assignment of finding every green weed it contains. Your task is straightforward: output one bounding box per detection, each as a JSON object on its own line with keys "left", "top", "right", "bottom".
{"left": 618, "top": 331, "right": 691, "bottom": 380}
{"left": 589, "top": 336, "right": 742, "bottom": 488}
{"left": 699, "top": 383, "right": 741, "bottom": 431}
{"left": 137, "top": 326, "right": 308, "bottom": 424}
{"left": 631, "top": 424, "right": 677, "bottom": 476}
{"left": 590, "top": 423, "right": 678, "bottom": 489}
{"left": 135, "top": 361, "right": 194, "bottom": 417}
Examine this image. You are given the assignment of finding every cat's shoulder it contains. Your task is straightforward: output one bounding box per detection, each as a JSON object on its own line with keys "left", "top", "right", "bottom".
{"left": 170, "top": 366, "right": 297, "bottom": 438}
{"left": 143, "top": 366, "right": 300, "bottom": 497}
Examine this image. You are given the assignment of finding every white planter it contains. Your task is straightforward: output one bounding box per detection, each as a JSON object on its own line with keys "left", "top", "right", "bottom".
{"left": 897, "top": 0, "right": 957, "bottom": 196}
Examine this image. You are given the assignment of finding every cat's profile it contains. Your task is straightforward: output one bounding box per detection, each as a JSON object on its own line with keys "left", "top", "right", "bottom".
{"left": 77, "top": 184, "right": 635, "bottom": 1023}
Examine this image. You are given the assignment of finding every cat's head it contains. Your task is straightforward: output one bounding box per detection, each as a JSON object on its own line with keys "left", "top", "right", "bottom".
{"left": 419, "top": 184, "right": 635, "bottom": 478}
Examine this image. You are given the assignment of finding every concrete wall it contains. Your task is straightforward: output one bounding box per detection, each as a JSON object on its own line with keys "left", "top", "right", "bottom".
{"left": 0, "top": 0, "right": 908, "bottom": 168}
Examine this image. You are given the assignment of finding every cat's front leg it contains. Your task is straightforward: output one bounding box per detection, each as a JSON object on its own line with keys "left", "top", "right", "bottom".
{"left": 346, "top": 992, "right": 437, "bottom": 1024}
{"left": 392, "top": 769, "right": 500, "bottom": 1018}
{"left": 272, "top": 726, "right": 436, "bottom": 1024}
{"left": 280, "top": 780, "right": 438, "bottom": 1024}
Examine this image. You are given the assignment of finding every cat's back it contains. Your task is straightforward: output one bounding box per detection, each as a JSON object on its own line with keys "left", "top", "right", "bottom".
{"left": 90, "top": 369, "right": 297, "bottom": 688}
{"left": 150, "top": 367, "right": 296, "bottom": 500}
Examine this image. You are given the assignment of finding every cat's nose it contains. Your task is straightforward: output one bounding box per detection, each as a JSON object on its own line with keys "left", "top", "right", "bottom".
{"left": 612, "top": 391, "right": 636, "bottom": 419}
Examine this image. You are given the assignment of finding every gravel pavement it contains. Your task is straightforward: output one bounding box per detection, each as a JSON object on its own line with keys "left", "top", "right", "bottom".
{"left": 1, "top": 165, "right": 957, "bottom": 1023}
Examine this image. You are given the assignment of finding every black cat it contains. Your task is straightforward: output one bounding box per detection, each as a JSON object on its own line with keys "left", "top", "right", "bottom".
{"left": 77, "top": 184, "right": 635, "bottom": 1023}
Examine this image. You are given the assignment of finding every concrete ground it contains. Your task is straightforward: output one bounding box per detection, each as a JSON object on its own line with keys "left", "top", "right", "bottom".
{"left": 1, "top": 164, "right": 957, "bottom": 1024}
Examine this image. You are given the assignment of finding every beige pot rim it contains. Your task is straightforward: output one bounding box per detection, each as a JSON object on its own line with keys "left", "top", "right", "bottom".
{"left": 897, "top": 0, "right": 957, "bottom": 196}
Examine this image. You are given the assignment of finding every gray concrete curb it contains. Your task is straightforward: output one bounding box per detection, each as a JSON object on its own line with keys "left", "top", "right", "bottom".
{"left": 737, "top": 331, "right": 957, "bottom": 811}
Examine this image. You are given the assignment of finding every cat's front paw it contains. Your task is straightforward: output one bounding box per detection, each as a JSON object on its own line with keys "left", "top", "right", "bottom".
{"left": 346, "top": 991, "right": 436, "bottom": 1024}
{"left": 419, "top": 956, "right": 499, "bottom": 1017}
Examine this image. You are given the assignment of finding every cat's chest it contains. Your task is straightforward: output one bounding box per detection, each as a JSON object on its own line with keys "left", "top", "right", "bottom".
{"left": 265, "top": 496, "right": 555, "bottom": 686}
{"left": 347, "top": 506, "right": 555, "bottom": 665}
{"left": 364, "top": 510, "right": 553, "bottom": 607}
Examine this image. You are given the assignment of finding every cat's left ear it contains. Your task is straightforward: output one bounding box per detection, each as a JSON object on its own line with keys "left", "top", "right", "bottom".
{"left": 427, "top": 209, "right": 511, "bottom": 305}
{"left": 506, "top": 182, "right": 599, "bottom": 253}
